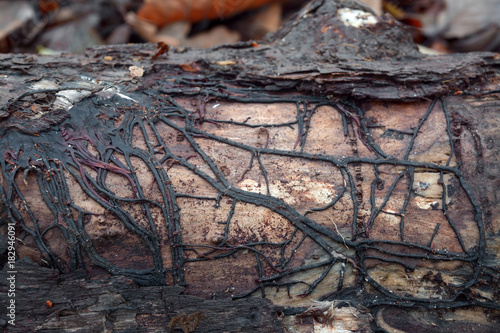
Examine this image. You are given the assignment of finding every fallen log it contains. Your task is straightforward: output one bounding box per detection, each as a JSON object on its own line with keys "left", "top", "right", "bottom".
{"left": 0, "top": 0, "right": 499, "bottom": 331}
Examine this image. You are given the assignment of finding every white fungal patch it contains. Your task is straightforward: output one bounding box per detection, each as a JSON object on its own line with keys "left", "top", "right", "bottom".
{"left": 337, "top": 8, "right": 378, "bottom": 28}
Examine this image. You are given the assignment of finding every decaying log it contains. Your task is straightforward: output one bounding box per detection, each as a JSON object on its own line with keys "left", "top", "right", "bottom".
{"left": 1, "top": 259, "right": 283, "bottom": 332}
{"left": 1, "top": 0, "right": 499, "bottom": 331}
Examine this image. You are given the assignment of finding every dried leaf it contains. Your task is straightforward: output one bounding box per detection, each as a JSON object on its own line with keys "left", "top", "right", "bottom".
{"left": 137, "top": 0, "right": 279, "bottom": 27}
{"left": 152, "top": 41, "right": 169, "bottom": 59}
{"left": 129, "top": 66, "right": 144, "bottom": 77}
{"left": 180, "top": 63, "right": 200, "bottom": 72}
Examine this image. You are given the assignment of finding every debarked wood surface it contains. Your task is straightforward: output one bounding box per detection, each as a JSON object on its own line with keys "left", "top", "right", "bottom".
{"left": 0, "top": 0, "right": 499, "bottom": 332}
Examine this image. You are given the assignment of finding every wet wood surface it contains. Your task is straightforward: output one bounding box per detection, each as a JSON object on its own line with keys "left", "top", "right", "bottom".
{"left": 0, "top": 0, "right": 499, "bottom": 331}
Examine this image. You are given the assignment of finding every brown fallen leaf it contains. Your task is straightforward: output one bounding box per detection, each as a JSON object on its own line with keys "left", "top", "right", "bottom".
{"left": 137, "top": 0, "right": 280, "bottom": 27}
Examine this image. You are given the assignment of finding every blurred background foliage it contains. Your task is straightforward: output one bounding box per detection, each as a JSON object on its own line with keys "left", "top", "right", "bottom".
{"left": 0, "top": 0, "right": 499, "bottom": 54}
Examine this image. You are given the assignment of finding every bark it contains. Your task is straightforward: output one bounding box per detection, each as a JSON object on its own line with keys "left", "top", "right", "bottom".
{"left": 0, "top": 0, "right": 499, "bottom": 332}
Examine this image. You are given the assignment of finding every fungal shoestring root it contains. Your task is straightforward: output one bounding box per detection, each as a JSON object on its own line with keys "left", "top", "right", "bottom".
{"left": 0, "top": 74, "right": 498, "bottom": 311}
